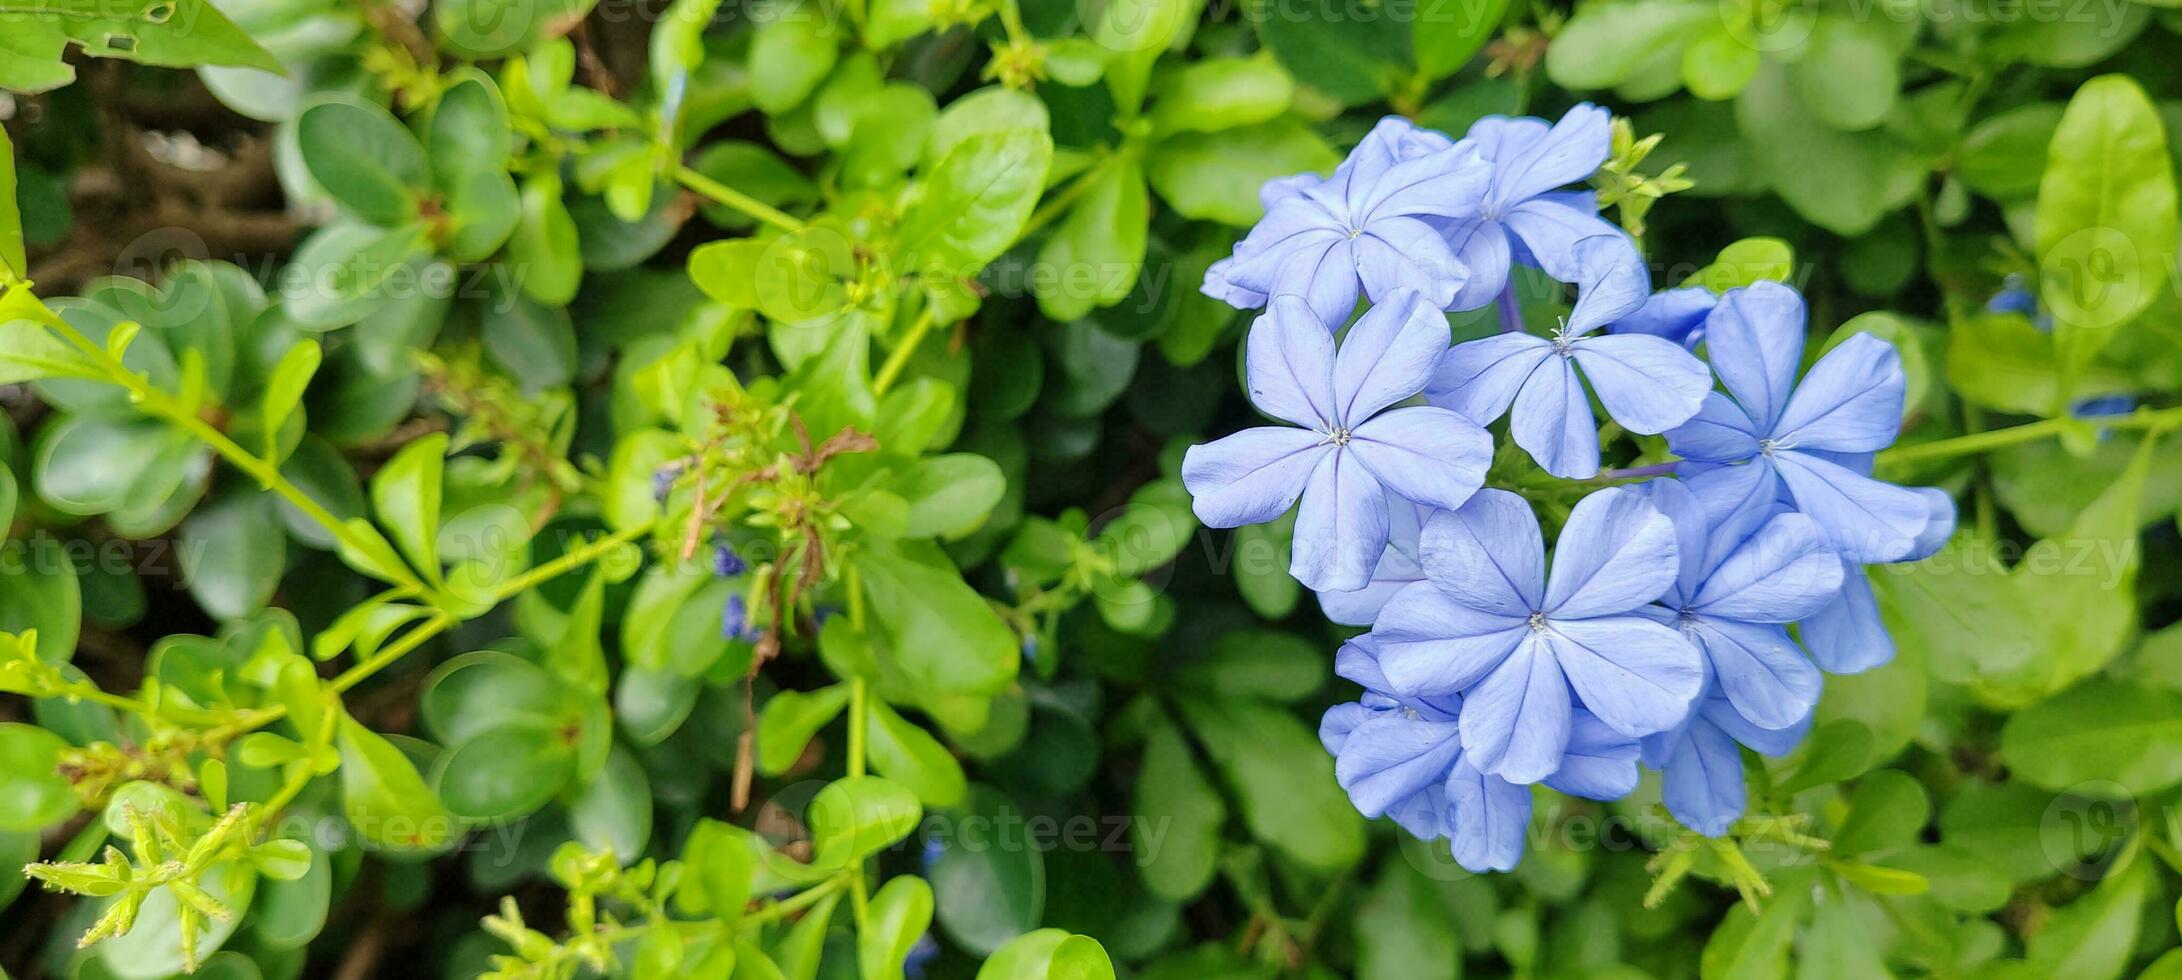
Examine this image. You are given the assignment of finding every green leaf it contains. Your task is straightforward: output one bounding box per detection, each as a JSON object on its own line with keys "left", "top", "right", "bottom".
{"left": 1097, "top": 0, "right": 1202, "bottom": 114}
{"left": 1679, "top": 27, "right": 1757, "bottom": 101}
{"left": 1734, "top": 62, "right": 1924, "bottom": 236}
{"left": 749, "top": 1, "right": 839, "bottom": 114}
{"left": 279, "top": 221, "right": 431, "bottom": 330}
{"left": 1413, "top": 0, "right": 1507, "bottom": 79}
{"left": 298, "top": 99, "right": 429, "bottom": 226}
{"left": 2035, "top": 74, "right": 2178, "bottom": 396}
{"left": 860, "top": 538, "right": 1019, "bottom": 730}
{"left": 897, "top": 128, "right": 1054, "bottom": 278}
{"left": 1035, "top": 158, "right": 1148, "bottom": 322}
{"left": 1355, "top": 862, "right": 1459, "bottom": 980}
{"left": 335, "top": 713, "right": 458, "bottom": 852}
{"left": 865, "top": 0, "right": 934, "bottom": 47}
{"left": 1148, "top": 57, "right": 1293, "bottom": 137}
{"left": 1790, "top": 15, "right": 1897, "bottom": 132}
{"left": 808, "top": 775, "right": 921, "bottom": 870}
{"left": 0, "top": 123, "right": 21, "bottom": 278}
{"left": 890, "top": 453, "right": 1005, "bottom": 539}
{"left": 932, "top": 787, "right": 1046, "bottom": 956}
{"left": 567, "top": 744, "right": 654, "bottom": 860}
{"left": 0, "top": 1, "right": 279, "bottom": 94}
{"left": 1544, "top": 0, "right": 1713, "bottom": 91}
{"left": 431, "top": 723, "right": 577, "bottom": 821}
{"left": 1833, "top": 769, "right": 1930, "bottom": 855}
{"left": 756, "top": 684, "right": 850, "bottom": 775}
{"left": 977, "top": 930, "right": 1116, "bottom": 980}
{"left": 428, "top": 76, "right": 514, "bottom": 182}
{"left": 258, "top": 340, "right": 320, "bottom": 461}
{"left": 1147, "top": 119, "right": 1338, "bottom": 226}
{"left": 2002, "top": 679, "right": 2182, "bottom": 797}
{"left": 866, "top": 699, "right": 968, "bottom": 807}
{"left": 1247, "top": 0, "right": 1402, "bottom": 106}
{"left": 177, "top": 488, "right": 285, "bottom": 621}
{"left": 510, "top": 174, "right": 583, "bottom": 305}
{"left": 1957, "top": 103, "right": 2064, "bottom": 201}
{"left": 2024, "top": 861, "right": 2148, "bottom": 980}
{"left": 1132, "top": 711, "right": 1224, "bottom": 901}
{"left": 370, "top": 433, "right": 449, "bottom": 585}
{"left": 0, "top": 722, "right": 75, "bottom": 831}
{"left": 860, "top": 875, "right": 936, "bottom": 980}
{"left": 1176, "top": 695, "right": 1363, "bottom": 872}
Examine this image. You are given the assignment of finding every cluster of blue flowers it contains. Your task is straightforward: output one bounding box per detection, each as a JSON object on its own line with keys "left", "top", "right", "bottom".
{"left": 1182, "top": 106, "right": 1956, "bottom": 872}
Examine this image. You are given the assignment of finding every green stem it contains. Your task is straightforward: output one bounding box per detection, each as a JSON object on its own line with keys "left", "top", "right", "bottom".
{"left": 1021, "top": 148, "right": 1126, "bottom": 240}
{"left": 490, "top": 524, "right": 650, "bottom": 602}
{"left": 871, "top": 309, "right": 937, "bottom": 397}
{"left": 740, "top": 874, "right": 849, "bottom": 930}
{"left": 331, "top": 612, "right": 455, "bottom": 695}
{"left": 1876, "top": 405, "right": 2182, "bottom": 467}
{"left": 675, "top": 165, "right": 806, "bottom": 233}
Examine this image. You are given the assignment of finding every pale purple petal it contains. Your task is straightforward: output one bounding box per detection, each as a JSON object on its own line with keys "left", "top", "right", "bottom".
{"left": 1181, "top": 428, "right": 1329, "bottom": 527}
{"left": 1542, "top": 486, "right": 1679, "bottom": 618}
{"left": 1426, "top": 332, "right": 1554, "bottom": 426}
{"left": 1690, "top": 513, "right": 1843, "bottom": 622}
{"left": 1356, "top": 216, "right": 1467, "bottom": 309}
{"left": 1611, "top": 287, "right": 1716, "bottom": 347}
{"left": 1446, "top": 760, "right": 1533, "bottom": 872}
{"left": 1444, "top": 218, "right": 1512, "bottom": 312}
{"left": 1548, "top": 615, "right": 1702, "bottom": 737}
{"left": 1701, "top": 281, "right": 1806, "bottom": 433}
{"left": 1202, "top": 257, "right": 1267, "bottom": 308}
{"left": 1357, "top": 143, "right": 1491, "bottom": 221}
{"left": 1499, "top": 197, "right": 1622, "bottom": 284}
{"left": 1348, "top": 407, "right": 1492, "bottom": 513}
{"left": 1244, "top": 295, "right": 1338, "bottom": 428}
{"left": 1335, "top": 711, "right": 1466, "bottom": 819}
{"left": 1541, "top": 710, "right": 1641, "bottom": 800}
{"left": 1485, "top": 103, "right": 1611, "bottom": 209}
{"left": 1290, "top": 449, "right": 1389, "bottom": 592}
{"left": 1666, "top": 391, "right": 1764, "bottom": 463}
{"left": 1773, "top": 450, "right": 1932, "bottom": 563}
{"left": 1509, "top": 355, "right": 1599, "bottom": 479}
{"left": 1370, "top": 581, "right": 1530, "bottom": 696}
{"left": 1690, "top": 618, "right": 1820, "bottom": 731}
{"left": 1656, "top": 714, "right": 1745, "bottom": 836}
{"left": 1459, "top": 633, "right": 1571, "bottom": 783}
{"left": 1569, "top": 332, "right": 1712, "bottom": 434}
{"left": 1418, "top": 489, "right": 1546, "bottom": 616}
{"left": 1801, "top": 562, "right": 1892, "bottom": 674}
{"left": 1773, "top": 332, "right": 1906, "bottom": 453}
{"left": 1562, "top": 235, "right": 1650, "bottom": 337}
{"left": 1319, "top": 702, "right": 1372, "bottom": 755}
{"left": 1334, "top": 288, "right": 1452, "bottom": 423}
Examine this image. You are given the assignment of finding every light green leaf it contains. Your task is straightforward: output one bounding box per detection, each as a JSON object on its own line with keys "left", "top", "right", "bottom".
{"left": 369, "top": 432, "right": 449, "bottom": 586}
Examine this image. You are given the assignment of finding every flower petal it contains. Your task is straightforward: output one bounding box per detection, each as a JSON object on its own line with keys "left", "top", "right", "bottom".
{"left": 1570, "top": 332, "right": 1711, "bottom": 434}
{"left": 1359, "top": 142, "right": 1491, "bottom": 221}
{"left": 1548, "top": 615, "right": 1702, "bottom": 738}
{"left": 1202, "top": 257, "right": 1266, "bottom": 308}
{"left": 1773, "top": 331, "right": 1906, "bottom": 452}
{"left": 1611, "top": 286, "right": 1717, "bottom": 347}
{"left": 1541, "top": 710, "right": 1641, "bottom": 800}
{"left": 1243, "top": 296, "right": 1339, "bottom": 429}
{"left": 1426, "top": 331, "right": 1554, "bottom": 426}
{"left": 1181, "top": 427, "right": 1328, "bottom": 527}
{"left": 1640, "top": 477, "right": 1710, "bottom": 605}
{"left": 1445, "top": 218, "right": 1513, "bottom": 312}
{"left": 1334, "top": 288, "right": 1453, "bottom": 422}
{"left": 1543, "top": 486, "right": 1679, "bottom": 618}
{"left": 1460, "top": 634, "right": 1572, "bottom": 783}
{"left": 1562, "top": 235, "right": 1650, "bottom": 337}
{"left": 1446, "top": 760, "right": 1533, "bottom": 872}
{"left": 1681, "top": 458, "right": 1784, "bottom": 537}
{"left": 1418, "top": 488, "right": 1546, "bottom": 616}
{"left": 1356, "top": 217, "right": 1467, "bottom": 310}
{"left": 1666, "top": 391, "right": 1765, "bottom": 463}
{"left": 1349, "top": 407, "right": 1492, "bottom": 513}
{"left": 1690, "top": 513, "right": 1844, "bottom": 622}
{"left": 1702, "top": 281, "right": 1806, "bottom": 433}
{"left": 1510, "top": 355, "right": 1600, "bottom": 478}
{"left": 1800, "top": 562, "right": 1892, "bottom": 674}
{"left": 1370, "top": 580, "right": 1531, "bottom": 696}
{"left": 1290, "top": 449, "right": 1390, "bottom": 592}
{"left": 1708, "top": 694, "right": 1810, "bottom": 755}
{"left": 1335, "top": 711, "right": 1466, "bottom": 819}
{"left": 1655, "top": 714, "right": 1746, "bottom": 836}
{"left": 1691, "top": 617, "right": 1820, "bottom": 731}
{"left": 1319, "top": 702, "right": 1373, "bottom": 755}
{"left": 1774, "top": 450, "right": 1932, "bottom": 563}
{"left": 1499, "top": 196, "right": 1622, "bottom": 284}
{"left": 1486, "top": 103, "right": 1611, "bottom": 209}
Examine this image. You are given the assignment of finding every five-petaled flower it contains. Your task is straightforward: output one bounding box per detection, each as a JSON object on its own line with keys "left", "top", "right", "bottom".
{"left": 1439, "top": 104, "right": 1626, "bottom": 311}
{"left": 1429, "top": 236, "right": 1713, "bottom": 478}
{"left": 1202, "top": 117, "right": 1490, "bottom": 325}
{"left": 1665, "top": 281, "right": 1946, "bottom": 563}
{"left": 1180, "top": 289, "right": 1492, "bottom": 592}
{"left": 1366, "top": 486, "right": 1703, "bottom": 783}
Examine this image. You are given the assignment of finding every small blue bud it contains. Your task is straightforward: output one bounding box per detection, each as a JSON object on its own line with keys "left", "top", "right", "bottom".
{"left": 813, "top": 605, "right": 841, "bottom": 627}
{"left": 904, "top": 933, "right": 941, "bottom": 979}
{"left": 652, "top": 463, "right": 681, "bottom": 503}
{"left": 712, "top": 542, "right": 747, "bottom": 577}
{"left": 1020, "top": 635, "right": 1038, "bottom": 664}
{"left": 721, "top": 594, "right": 751, "bottom": 641}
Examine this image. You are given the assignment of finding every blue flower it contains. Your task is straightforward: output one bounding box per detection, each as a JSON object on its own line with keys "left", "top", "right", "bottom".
{"left": 1203, "top": 117, "right": 1491, "bottom": 325}
{"left": 1608, "top": 286, "right": 1717, "bottom": 349}
{"left": 1365, "top": 486, "right": 1703, "bottom": 783}
{"left": 1639, "top": 685, "right": 1810, "bottom": 836}
{"left": 1796, "top": 474, "right": 1954, "bottom": 673}
{"left": 1438, "top": 104, "right": 1624, "bottom": 311}
{"left": 1665, "top": 281, "right": 1945, "bottom": 563}
{"left": 1316, "top": 499, "right": 1429, "bottom": 627}
{"left": 1321, "top": 640, "right": 1638, "bottom": 871}
{"left": 712, "top": 541, "right": 747, "bottom": 577}
{"left": 1428, "top": 236, "right": 1713, "bottom": 478}
{"left": 1643, "top": 479, "right": 1843, "bottom": 730}
{"left": 721, "top": 593, "right": 756, "bottom": 641}
{"left": 1181, "top": 289, "right": 1492, "bottom": 592}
